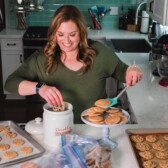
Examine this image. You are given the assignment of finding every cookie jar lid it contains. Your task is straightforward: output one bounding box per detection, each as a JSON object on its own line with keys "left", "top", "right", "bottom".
{"left": 25, "top": 117, "right": 43, "bottom": 135}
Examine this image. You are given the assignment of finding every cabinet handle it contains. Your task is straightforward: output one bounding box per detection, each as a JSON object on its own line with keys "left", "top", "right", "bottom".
{"left": 149, "top": 1, "right": 154, "bottom": 13}
{"left": 20, "top": 54, "right": 23, "bottom": 63}
{"left": 7, "top": 43, "right": 16, "bottom": 46}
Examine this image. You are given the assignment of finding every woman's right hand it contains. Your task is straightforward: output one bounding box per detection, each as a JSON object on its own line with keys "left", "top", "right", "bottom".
{"left": 38, "top": 85, "right": 63, "bottom": 106}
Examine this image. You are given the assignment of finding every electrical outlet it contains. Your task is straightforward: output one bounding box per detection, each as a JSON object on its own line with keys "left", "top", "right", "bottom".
{"left": 110, "top": 7, "right": 118, "bottom": 15}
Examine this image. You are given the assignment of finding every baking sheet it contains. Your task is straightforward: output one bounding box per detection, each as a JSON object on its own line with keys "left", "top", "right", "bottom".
{"left": 125, "top": 128, "right": 168, "bottom": 168}
{"left": 0, "top": 120, "right": 45, "bottom": 167}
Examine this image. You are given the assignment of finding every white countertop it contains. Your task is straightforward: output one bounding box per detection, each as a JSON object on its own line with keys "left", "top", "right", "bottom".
{"left": 0, "top": 28, "right": 25, "bottom": 39}
{"left": 3, "top": 28, "right": 168, "bottom": 168}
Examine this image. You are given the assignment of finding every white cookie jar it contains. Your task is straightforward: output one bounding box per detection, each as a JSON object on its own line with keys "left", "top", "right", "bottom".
{"left": 43, "top": 102, "right": 74, "bottom": 148}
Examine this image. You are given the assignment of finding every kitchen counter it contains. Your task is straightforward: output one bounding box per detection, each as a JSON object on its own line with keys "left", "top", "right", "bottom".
{"left": 0, "top": 28, "right": 25, "bottom": 38}
{"left": 3, "top": 28, "right": 168, "bottom": 168}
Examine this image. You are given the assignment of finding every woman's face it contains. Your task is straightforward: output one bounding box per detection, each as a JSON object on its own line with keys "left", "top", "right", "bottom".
{"left": 56, "top": 21, "right": 80, "bottom": 53}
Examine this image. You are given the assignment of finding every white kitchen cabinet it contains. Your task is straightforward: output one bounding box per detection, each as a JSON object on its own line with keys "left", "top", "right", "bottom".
{"left": 1, "top": 38, "right": 24, "bottom": 99}
{"left": 147, "top": 0, "right": 168, "bottom": 25}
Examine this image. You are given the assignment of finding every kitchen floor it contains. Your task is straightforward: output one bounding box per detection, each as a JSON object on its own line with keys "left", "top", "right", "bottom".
{"left": 0, "top": 99, "right": 44, "bottom": 124}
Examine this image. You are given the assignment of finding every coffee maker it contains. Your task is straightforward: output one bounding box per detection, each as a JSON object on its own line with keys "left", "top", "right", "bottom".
{"left": 151, "top": 34, "right": 168, "bottom": 87}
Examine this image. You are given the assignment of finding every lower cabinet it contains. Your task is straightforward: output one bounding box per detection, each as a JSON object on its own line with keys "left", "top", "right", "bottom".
{"left": 1, "top": 38, "right": 24, "bottom": 99}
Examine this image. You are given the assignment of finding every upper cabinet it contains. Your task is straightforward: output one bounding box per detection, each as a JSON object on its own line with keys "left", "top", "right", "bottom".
{"left": 147, "top": 0, "right": 168, "bottom": 25}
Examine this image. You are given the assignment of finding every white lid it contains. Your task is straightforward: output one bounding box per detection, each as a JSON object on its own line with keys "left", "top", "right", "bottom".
{"left": 25, "top": 117, "right": 43, "bottom": 135}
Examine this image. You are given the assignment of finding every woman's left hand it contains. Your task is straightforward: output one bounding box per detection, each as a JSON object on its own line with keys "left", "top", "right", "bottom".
{"left": 126, "top": 65, "right": 143, "bottom": 87}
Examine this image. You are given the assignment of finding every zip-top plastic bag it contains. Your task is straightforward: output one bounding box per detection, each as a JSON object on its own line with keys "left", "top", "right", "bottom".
{"left": 61, "top": 134, "right": 112, "bottom": 168}
{"left": 37, "top": 150, "right": 72, "bottom": 168}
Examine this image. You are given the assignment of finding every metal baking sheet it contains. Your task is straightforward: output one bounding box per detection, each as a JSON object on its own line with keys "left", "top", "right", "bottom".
{"left": 125, "top": 128, "right": 168, "bottom": 168}
{"left": 0, "top": 120, "right": 45, "bottom": 167}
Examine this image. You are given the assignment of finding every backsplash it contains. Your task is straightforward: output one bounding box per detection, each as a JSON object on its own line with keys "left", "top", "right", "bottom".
{"left": 6, "top": 0, "right": 144, "bottom": 29}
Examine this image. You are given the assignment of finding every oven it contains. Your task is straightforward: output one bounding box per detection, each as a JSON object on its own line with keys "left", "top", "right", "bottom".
{"left": 23, "top": 26, "right": 48, "bottom": 61}
{"left": 23, "top": 26, "right": 48, "bottom": 103}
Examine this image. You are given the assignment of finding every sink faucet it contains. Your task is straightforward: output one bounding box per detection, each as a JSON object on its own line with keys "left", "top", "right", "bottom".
{"left": 135, "top": 0, "right": 147, "bottom": 25}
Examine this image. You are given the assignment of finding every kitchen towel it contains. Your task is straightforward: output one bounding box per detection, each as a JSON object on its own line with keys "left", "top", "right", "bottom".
{"left": 140, "top": 11, "right": 149, "bottom": 34}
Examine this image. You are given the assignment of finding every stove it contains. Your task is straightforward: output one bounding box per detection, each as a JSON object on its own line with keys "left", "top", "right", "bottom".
{"left": 23, "top": 26, "right": 48, "bottom": 46}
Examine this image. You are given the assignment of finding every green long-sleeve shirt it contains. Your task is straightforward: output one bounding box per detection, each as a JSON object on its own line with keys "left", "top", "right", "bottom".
{"left": 5, "top": 40, "right": 128, "bottom": 123}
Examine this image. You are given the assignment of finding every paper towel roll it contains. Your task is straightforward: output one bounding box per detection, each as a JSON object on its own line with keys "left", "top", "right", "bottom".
{"left": 140, "top": 11, "right": 149, "bottom": 34}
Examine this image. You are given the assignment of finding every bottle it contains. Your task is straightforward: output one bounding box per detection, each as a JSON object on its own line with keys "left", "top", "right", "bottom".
{"left": 140, "top": 11, "right": 149, "bottom": 34}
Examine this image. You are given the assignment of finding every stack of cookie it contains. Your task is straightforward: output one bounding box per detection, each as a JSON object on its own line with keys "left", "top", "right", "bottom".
{"left": 82, "top": 99, "right": 127, "bottom": 125}
{"left": 130, "top": 133, "right": 168, "bottom": 168}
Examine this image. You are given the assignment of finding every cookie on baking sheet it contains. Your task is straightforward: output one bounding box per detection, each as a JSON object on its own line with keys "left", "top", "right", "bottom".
{"left": 143, "top": 160, "right": 158, "bottom": 168}
{"left": 130, "top": 135, "right": 144, "bottom": 143}
{"left": 11, "top": 138, "right": 25, "bottom": 147}
{"left": 95, "top": 99, "right": 111, "bottom": 107}
{"left": 105, "top": 115, "right": 120, "bottom": 125}
{"left": 145, "top": 135, "right": 158, "bottom": 143}
{"left": 20, "top": 162, "right": 38, "bottom": 168}
{"left": 0, "top": 143, "right": 10, "bottom": 151}
{"left": 163, "top": 135, "right": 168, "bottom": 141}
{"left": 3, "top": 151, "right": 18, "bottom": 159}
{"left": 159, "top": 160, "right": 168, "bottom": 168}
{"left": 0, "top": 126, "right": 10, "bottom": 133}
{"left": 155, "top": 151, "right": 168, "bottom": 160}
{"left": 19, "top": 146, "right": 33, "bottom": 154}
{"left": 5, "top": 131, "right": 17, "bottom": 139}
{"left": 139, "top": 151, "right": 154, "bottom": 160}
{"left": 152, "top": 142, "right": 167, "bottom": 151}
{"left": 135, "top": 142, "right": 151, "bottom": 151}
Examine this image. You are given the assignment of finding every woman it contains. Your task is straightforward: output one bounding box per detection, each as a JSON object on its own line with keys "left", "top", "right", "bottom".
{"left": 5, "top": 5, "right": 142, "bottom": 123}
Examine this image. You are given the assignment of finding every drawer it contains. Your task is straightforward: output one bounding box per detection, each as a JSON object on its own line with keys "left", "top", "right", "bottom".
{"left": 1, "top": 39, "right": 23, "bottom": 51}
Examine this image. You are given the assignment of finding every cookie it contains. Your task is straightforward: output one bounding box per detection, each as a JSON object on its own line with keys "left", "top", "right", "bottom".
{"left": 19, "top": 146, "right": 33, "bottom": 154}
{"left": 0, "top": 143, "right": 10, "bottom": 151}
{"left": 159, "top": 160, "right": 168, "bottom": 168}
{"left": 152, "top": 142, "right": 167, "bottom": 151}
{"left": 145, "top": 135, "right": 158, "bottom": 143}
{"left": 105, "top": 115, "right": 120, "bottom": 125}
{"left": 106, "top": 108, "right": 120, "bottom": 114}
{"left": 0, "top": 126, "right": 10, "bottom": 133}
{"left": 95, "top": 99, "right": 111, "bottom": 107}
{"left": 143, "top": 160, "right": 158, "bottom": 168}
{"left": 3, "top": 151, "right": 18, "bottom": 159}
{"left": 155, "top": 151, "right": 168, "bottom": 160}
{"left": 130, "top": 135, "right": 144, "bottom": 143}
{"left": 5, "top": 132, "right": 17, "bottom": 139}
{"left": 11, "top": 138, "right": 25, "bottom": 147}
{"left": 89, "top": 107, "right": 106, "bottom": 113}
{"left": 20, "top": 162, "right": 38, "bottom": 168}
{"left": 163, "top": 135, "right": 168, "bottom": 141}
{"left": 139, "top": 151, "right": 154, "bottom": 160}
{"left": 135, "top": 142, "right": 151, "bottom": 151}
{"left": 89, "top": 115, "right": 104, "bottom": 123}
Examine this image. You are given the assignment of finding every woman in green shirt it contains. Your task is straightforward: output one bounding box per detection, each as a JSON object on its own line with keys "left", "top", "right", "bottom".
{"left": 5, "top": 5, "right": 142, "bottom": 123}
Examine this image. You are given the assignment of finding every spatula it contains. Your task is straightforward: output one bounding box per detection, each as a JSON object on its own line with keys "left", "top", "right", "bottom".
{"left": 105, "top": 87, "right": 127, "bottom": 108}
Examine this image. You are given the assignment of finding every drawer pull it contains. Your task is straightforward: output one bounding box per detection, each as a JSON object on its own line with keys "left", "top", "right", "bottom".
{"left": 20, "top": 54, "right": 23, "bottom": 63}
{"left": 7, "top": 43, "right": 16, "bottom": 46}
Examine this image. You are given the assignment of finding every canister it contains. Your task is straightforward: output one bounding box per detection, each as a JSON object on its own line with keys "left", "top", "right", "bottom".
{"left": 43, "top": 102, "right": 74, "bottom": 148}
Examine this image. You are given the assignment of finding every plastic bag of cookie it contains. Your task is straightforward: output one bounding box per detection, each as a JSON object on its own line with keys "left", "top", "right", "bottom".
{"left": 61, "top": 134, "right": 112, "bottom": 168}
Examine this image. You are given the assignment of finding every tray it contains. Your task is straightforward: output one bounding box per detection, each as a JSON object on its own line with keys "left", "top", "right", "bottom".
{"left": 0, "top": 120, "right": 45, "bottom": 167}
{"left": 125, "top": 128, "right": 168, "bottom": 168}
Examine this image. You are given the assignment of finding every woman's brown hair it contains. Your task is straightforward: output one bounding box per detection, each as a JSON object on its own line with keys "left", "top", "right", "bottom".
{"left": 44, "top": 5, "right": 96, "bottom": 74}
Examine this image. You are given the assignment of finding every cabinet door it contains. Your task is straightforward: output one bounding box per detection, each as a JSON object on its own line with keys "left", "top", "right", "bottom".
{"left": 1, "top": 52, "right": 23, "bottom": 94}
{"left": 147, "top": 0, "right": 168, "bottom": 25}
